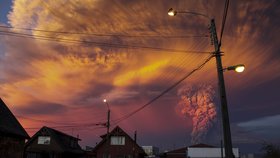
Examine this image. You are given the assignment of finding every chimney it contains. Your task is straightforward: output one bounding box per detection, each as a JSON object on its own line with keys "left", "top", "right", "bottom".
{"left": 134, "top": 131, "right": 137, "bottom": 143}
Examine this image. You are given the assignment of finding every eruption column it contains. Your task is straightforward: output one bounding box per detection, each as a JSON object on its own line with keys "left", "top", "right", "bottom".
{"left": 177, "top": 84, "right": 217, "bottom": 144}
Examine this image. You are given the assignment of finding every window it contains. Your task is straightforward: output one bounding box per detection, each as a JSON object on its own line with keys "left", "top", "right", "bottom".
{"left": 103, "top": 154, "right": 111, "bottom": 158}
{"left": 38, "top": 136, "right": 51, "bottom": 145}
{"left": 110, "top": 136, "right": 125, "bottom": 145}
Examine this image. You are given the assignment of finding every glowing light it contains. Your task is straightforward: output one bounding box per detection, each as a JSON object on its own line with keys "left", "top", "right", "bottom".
{"left": 103, "top": 99, "right": 107, "bottom": 103}
{"left": 225, "top": 64, "right": 245, "bottom": 73}
{"left": 235, "top": 65, "right": 245, "bottom": 73}
{"left": 168, "top": 8, "right": 177, "bottom": 16}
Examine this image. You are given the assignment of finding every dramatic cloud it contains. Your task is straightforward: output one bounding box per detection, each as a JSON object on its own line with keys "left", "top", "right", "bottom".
{"left": 238, "top": 115, "right": 280, "bottom": 141}
{"left": 177, "top": 83, "right": 217, "bottom": 144}
{"left": 0, "top": 0, "right": 279, "bottom": 148}
{"left": 15, "top": 100, "right": 67, "bottom": 115}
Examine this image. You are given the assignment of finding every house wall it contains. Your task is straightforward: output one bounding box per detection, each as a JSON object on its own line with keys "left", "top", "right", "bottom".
{"left": 142, "top": 146, "right": 159, "bottom": 157}
{"left": 0, "top": 135, "right": 25, "bottom": 158}
{"left": 25, "top": 135, "right": 63, "bottom": 153}
{"left": 25, "top": 135, "right": 84, "bottom": 158}
{"left": 187, "top": 147, "right": 240, "bottom": 158}
{"left": 26, "top": 151, "right": 84, "bottom": 158}
{"left": 96, "top": 136, "right": 145, "bottom": 158}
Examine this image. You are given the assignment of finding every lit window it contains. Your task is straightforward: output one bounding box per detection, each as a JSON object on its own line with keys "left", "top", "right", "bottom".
{"left": 38, "top": 136, "right": 51, "bottom": 145}
{"left": 110, "top": 136, "right": 125, "bottom": 145}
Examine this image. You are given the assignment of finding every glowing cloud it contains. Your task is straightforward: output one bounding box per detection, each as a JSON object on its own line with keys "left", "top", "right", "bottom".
{"left": 0, "top": 0, "right": 279, "bottom": 147}
{"left": 177, "top": 83, "right": 217, "bottom": 144}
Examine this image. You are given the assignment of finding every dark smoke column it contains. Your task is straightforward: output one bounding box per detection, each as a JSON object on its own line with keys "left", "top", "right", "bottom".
{"left": 177, "top": 84, "right": 217, "bottom": 144}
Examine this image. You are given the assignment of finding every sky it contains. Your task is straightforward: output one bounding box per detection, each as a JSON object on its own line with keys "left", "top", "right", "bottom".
{"left": 0, "top": 0, "right": 280, "bottom": 154}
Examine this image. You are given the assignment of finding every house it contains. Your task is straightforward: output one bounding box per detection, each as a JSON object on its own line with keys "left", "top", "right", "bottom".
{"left": 0, "top": 98, "right": 30, "bottom": 158}
{"left": 159, "top": 144, "right": 215, "bottom": 158}
{"left": 187, "top": 143, "right": 240, "bottom": 158}
{"left": 159, "top": 147, "right": 187, "bottom": 158}
{"left": 24, "top": 126, "right": 84, "bottom": 158}
{"left": 160, "top": 143, "right": 240, "bottom": 158}
{"left": 92, "top": 126, "right": 146, "bottom": 158}
{"left": 142, "top": 146, "right": 159, "bottom": 157}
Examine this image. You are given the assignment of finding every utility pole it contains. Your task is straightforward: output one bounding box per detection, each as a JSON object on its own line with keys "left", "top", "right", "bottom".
{"left": 210, "top": 19, "right": 235, "bottom": 158}
{"left": 106, "top": 108, "right": 110, "bottom": 158}
{"left": 104, "top": 99, "right": 111, "bottom": 158}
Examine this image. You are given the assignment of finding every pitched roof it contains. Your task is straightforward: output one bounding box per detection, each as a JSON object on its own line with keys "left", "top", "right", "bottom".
{"left": 165, "top": 147, "right": 187, "bottom": 154}
{"left": 161, "top": 144, "right": 215, "bottom": 156}
{"left": 0, "top": 98, "right": 29, "bottom": 138}
{"left": 93, "top": 126, "right": 146, "bottom": 154}
{"left": 26, "top": 126, "right": 83, "bottom": 153}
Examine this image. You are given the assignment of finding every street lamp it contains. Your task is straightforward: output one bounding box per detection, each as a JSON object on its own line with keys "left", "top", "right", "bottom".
{"left": 168, "top": 8, "right": 177, "bottom": 16}
{"left": 168, "top": 8, "right": 241, "bottom": 158}
{"left": 224, "top": 64, "right": 245, "bottom": 73}
{"left": 103, "top": 99, "right": 110, "bottom": 158}
{"left": 168, "top": 8, "right": 210, "bottom": 18}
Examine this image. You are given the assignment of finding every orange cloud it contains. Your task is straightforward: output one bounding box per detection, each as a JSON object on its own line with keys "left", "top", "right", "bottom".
{"left": 0, "top": 0, "right": 279, "bottom": 147}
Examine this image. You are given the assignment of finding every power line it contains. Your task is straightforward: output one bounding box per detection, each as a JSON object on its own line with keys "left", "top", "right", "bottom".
{"left": 219, "top": 0, "right": 230, "bottom": 47}
{"left": 17, "top": 115, "right": 74, "bottom": 125}
{"left": 25, "top": 126, "right": 105, "bottom": 133}
{"left": 0, "top": 25, "right": 208, "bottom": 39}
{"left": 24, "top": 122, "right": 107, "bottom": 130}
{"left": 145, "top": 39, "right": 210, "bottom": 91}
{"left": 0, "top": 30, "right": 211, "bottom": 54}
{"left": 111, "top": 54, "right": 214, "bottom": 125}
{"left": 17, "top": 114, "right": 107, "bottom": 125}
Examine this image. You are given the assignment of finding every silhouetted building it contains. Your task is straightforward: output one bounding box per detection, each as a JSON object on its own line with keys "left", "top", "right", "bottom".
{"left": 25, "top": 126, "right": 83, "bottom": 158}
{"left": 160, "top": 143, "right": 240, "bottom": 158}
{"left": 0, "top": 98, "right": 30, "bottom": 158}
{"left": 160, "top": 147, "right": 187, "bottom": 158}
{"left": 142, "top": 146, "right": 159, "bottom": 157}
{"left": 92, "top": 126, "right": 146, "bottom": 158}
{"left": 187, "top": 143, "right": 239, "bottom": 158}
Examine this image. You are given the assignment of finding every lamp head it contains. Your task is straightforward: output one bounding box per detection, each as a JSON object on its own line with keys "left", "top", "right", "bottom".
{"left": 234, "top": 64, "right": 245, "bottom": 72}
{"left": 168, "top": 8, "right": 177, "bottom": 16}
{"left": 226, "top": 64, "right": 245, "bottom": 73}
{"left": 103, "top": 99, "right": 107, "bottom": 103}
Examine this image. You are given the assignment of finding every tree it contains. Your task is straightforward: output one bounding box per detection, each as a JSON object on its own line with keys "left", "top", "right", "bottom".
{"left": 261, "top": 143, "right": 280, "bottom": 158}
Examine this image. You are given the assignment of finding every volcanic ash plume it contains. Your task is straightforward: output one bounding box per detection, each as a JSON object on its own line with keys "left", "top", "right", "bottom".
{"left": 177, "top": 84, "right": 217, "bottom": 144}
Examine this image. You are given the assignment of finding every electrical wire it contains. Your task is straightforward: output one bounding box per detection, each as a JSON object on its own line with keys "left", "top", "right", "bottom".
{"left": 219, "top": 0, "right": 230, "bottom": 47}
{"left": 147, "top": 39, "right": 211, "bottom": 90}
{"left": 0, "top": 25, "right": 208, "bottom": 39}
{"left": 111, "top": 54, "right": 214, "bottom": 125}
{"left": 2, "top": 1, "right": 217, "bottom": 134}
{"left": 20, "top": 53, "right": 214, "bottom": 128}
{"left": 25, "top": 126, "right": 105, "bottom": 133}
{"left": 17, "top": 115, "right": 74, "bottom": 125}
{"left": 24, "top": 122, "right": 107, "bottom": 130}
{"left": 17, "top": 113, "right": 107, "bottom": 125}
{"left": 0, "top": 30, "right": 211, "bottom": 54}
